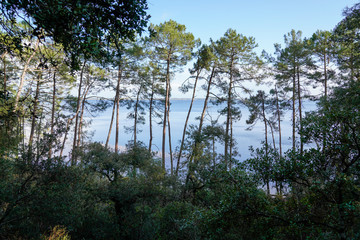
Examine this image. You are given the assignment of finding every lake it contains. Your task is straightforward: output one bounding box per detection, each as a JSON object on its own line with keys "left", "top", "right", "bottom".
{"left": 88, "top": 98, "right": 317, "bottom": 162}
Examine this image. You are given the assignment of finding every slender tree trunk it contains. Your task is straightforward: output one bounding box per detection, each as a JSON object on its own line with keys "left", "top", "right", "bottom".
{"left": 269, "top": 120, "right": 276, "bottom": 151}
{"left": 275, "top": 85, "right": 282, "bottom": 158}
{"left": 105, "top": 68, "right": 121, "bottom": 149}
{"left": 148, "top": 78, "right": 154, "bottom": 152}
{"left": 105, "top": 100, "right": 116, "bottom": 148}
{"left": 133, "top": 86, "right": 142, "bottom": 146}
{"left": 15, "top": 39, "right": 39, "bottom": 110}
{"left": 29, "top": 72, "right": 41, "bottom": 150}
{"left": 48, "top": 71, "right": 56, "bottom": 158}
{"left": 60, "top": 118, "right": 71, "bottom": 159}
{"left": 225, "top": 59, "right": 233, "bottom": 169}
{"left": 115, "top": 66, "right": 122, "bottom": 154}
{"left": 261, "top": 93, "right": 270, "bottom": 195}
{"left": 71, "top": 62, "right": 86, "bottom": 165}
{"left": 59, "top": 78, "right": 87, "bottom": 159}
{"left": 261, "top": 93, "right": 268, "bottom": 152}
{"left": 77, "top": 84, "right": 92, "bottom": 149}
{"left": 199, "top": 67, "right": 215, "bottom": 133}
{"left": 167, "top": 106, "right": 173, "bottom": 175}
{"left": 176, "top": 69, "right": 201, "bottom": 175}
{"left": 189, "top": 66, "right": 215, "bottom": 165}
{"left": 229, "top": 110, "right": 233, "bottom": 171}
{"left": 162, "top": 57, "right": 171, "bottom": 171}
{"left": 297, "top": 67, "right": 303, "bottom": 154}
{"left": 292, "top": 68, "right": 296, "bottom": 151}
{"left": 186, "top": 66, "right": 215, "bottom": 187}
{"left": 323, "top": 53, "right": 328, "bottom": 100}
{"left": 2, "top": 54, "right": 6, "bottom": 94}
{"left": 36, "top": 111, "right": 43, "bottom": 162}
{"left": 224, "top": 82, "right": 232, "bottom": 168}
{"left": 323, "top": 52, "right": 328, "bottom": 152}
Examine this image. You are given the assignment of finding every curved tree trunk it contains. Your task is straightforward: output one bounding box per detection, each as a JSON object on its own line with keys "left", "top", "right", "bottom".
{"left": 71, "top": 62, "right": 86, "bottom": 165}
{"left": 176, "top": 69, "right": 201, "bottom": 175}
{"left": 29, "top": 72, "right": 41, "bottom": 154}
{"left": 105, "top": 67, "right": 121, "bottom": 149}
{"left": 15, "top": 39, "right": 39, "bottom": 111}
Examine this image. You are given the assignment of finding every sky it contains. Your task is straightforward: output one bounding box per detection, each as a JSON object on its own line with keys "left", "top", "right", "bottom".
{"left": 145, "top": 0, "right": 359, "bottom": 98}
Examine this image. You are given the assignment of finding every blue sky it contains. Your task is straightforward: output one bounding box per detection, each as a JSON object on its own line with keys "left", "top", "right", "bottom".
{"left": 147, "top": 0, "right": 358, "bottom": 54}
{"left": 145, "top": 0, "right": 359, "bottom": 98}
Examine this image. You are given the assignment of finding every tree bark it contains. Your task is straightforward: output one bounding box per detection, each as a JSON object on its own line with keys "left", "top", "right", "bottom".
{"left": 275, "top": 85, "right": 282, "bottom": 158}
{"left": 2, "top": 54, "right": 6, "bottom": 94}
{"left": 105, "top": 67, "right": 121, "bottom": 149}
{"left": 292, "top": 67, "right": 296, "bottom": 151}
{"left": 28, "top": 72, "right": 41, "bottom": 151}
{"left": 224, "top": 57, "right": 234, "bottom": 169}
{"left": 162, "top": 57, "right": 171, "bottom": 171}
{"left": 48, "top": 71, "right": 56, "bottom": 158}
{"left": 261, "top": 93, "right": 268, "bottom": 152}
{"left": 77, "top": 84, "right": 92, "bottom": 150}
{"left": 148, "top": 77, "right": 155, "bottom": 152}
{"left": 133, "top": 85, "right": 142, "bottom": 146}
{"left": 167, "top": 105, "right": 173, "bottom": 175}
{"left": 297, "top": 66, "right": 303, "bottom": 154}
{"left": 176, "top": 69, "right": 201, "bottom": 175}
{"left": 115, "top": 66, "right": 123, "bottom": 154}
{"left": 199, "top": 67, "right": 215, "bottom": 134}
{"left": 71, "top": 62, "right": 86, "bottom": 165}
{"left": 15, "top": 39, "right": 39, "bottom": 111}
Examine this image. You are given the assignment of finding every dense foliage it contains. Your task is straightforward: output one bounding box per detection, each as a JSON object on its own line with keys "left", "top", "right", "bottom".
{"left": 1, "top": 1, "right": 360, "bottom": 239}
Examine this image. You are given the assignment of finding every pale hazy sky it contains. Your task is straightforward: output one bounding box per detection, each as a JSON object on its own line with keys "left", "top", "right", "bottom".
{"left": 145, "top": 0, "right": 358, "bottom": 98}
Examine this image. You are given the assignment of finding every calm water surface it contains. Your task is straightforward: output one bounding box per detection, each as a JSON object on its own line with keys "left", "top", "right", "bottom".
{"left": 88, "top": 99, "right": 317, "bottom": 162}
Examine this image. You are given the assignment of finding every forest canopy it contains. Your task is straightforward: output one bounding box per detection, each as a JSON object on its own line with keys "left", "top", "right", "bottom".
{"left": 0, "top": 0, "right": 150, "bottom": 68}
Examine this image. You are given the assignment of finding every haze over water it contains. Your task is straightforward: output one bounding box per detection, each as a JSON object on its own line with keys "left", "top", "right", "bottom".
{"left": 89, "top": 99, "right": 317, "bottom": 162}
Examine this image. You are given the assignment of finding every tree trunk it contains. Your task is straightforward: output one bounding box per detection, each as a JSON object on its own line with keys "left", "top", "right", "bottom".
{"left": 115, "top": 65, "right": 122, "bottom": 154}
{"left": 269, "top": 120, "right": 276, "bottom": 151}
{"left": 167, "top": 106, "right": 173, "bottom": 175}
{"left": 71, "top": 61, "right": 86, "bottom": 165}
{"left": 105, "top": 67, "right": 121, "bottom": 149}
{"left": 29, "top": 72, "right": 41, "bottom": 151}
{"left": 275, "top": 85, "right": 282, "bottom": 158}
{"left": 322, "top": 52, "right": 328, "bottom": 152}
{"left": 186, "top": 66, "right": 215, "bottom": 187}
{"left": 105, "top": 100, "right": 116, "bottom": 149}
{"left": 15, "top": 39, "right": 39, "bottom": 111}
{"left": 261, "top": 93, "right": 268, "bottom": 153}
{"left": 162, "top": 57, "right": 171, "bottom": 171}
{"left": 2, "top": 54, "right": 6, "bottom": 94}
{"left": 199, "top": 67, "right": 215, "bottom": 133}
{"left": 323, "top": 53, "right": 328, "bottom": 100}
{"left": 189, "top": 66, "right": 215, "bottom": 165}
{"left": 229, "top": 110, "right": 233, "bottom": 171}
{"left": 48, "top": 70, "right": 56, "bottom": 158}
{"left": 225, "top": 58, "right": 234, "bottom": 169}
{"left": 292, "top": 68, "right": 296, "bottom": 151}
{"left": 176, "top": 69, "right": 201, "bottom": 175}
{"left": 77, "top": 84, "right": 92, "bottom": 150}
{"left": 297, "top": 67, "right": 303, "bottom": 154}
{"left": 148, "top": 77, "right": 154, "bottom": 152}
{"left": 134, "top": 85, "right": 142, "bottom": 146}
